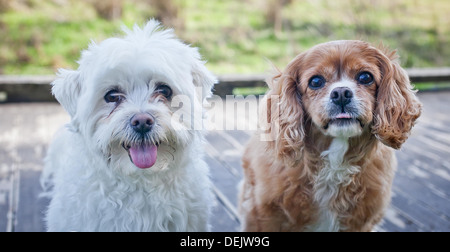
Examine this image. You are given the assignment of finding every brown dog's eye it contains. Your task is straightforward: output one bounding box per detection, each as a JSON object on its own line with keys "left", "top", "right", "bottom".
{"left": 356, "top": 72, "right": 374, "bottom": 85}
{"left": 308, "top": 75, "right": 326, "bottom": 90}
{"left": 104, "top": 90, "right": 124, "bottom": 104}
{"left": 155, "top": 84, "right": 173, "bottom": 99}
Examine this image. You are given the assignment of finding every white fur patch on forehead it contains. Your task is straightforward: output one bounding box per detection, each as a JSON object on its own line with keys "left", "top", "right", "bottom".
{"left": 72, "top": 19, "right": 215, "bottom": 106}
{"left": 325, "top": 78, "right": 357, "bottom": 96}
{"left": 79, "top": 20, "right": 197, "bottom": 72}
{"left": 122, "top": 20, "right": 176, "bottom": 43}
{"left": 75, "top": 20, "right": 202, "bottom": 96}
{"left": 95, "top": 58, "right": 191, "bottom": 96}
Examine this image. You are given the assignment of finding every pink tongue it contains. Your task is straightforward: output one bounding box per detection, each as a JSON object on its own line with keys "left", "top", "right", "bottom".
{"left": 336, "top": 113, "right": 352, "bottom": 119}
{"left": 129, "top": 145, "right": 158, "bottom": 169}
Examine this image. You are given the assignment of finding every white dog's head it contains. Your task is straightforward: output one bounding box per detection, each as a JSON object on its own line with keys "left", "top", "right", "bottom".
{"left": 52, "top": 20, "right": 216, "bottom": 174}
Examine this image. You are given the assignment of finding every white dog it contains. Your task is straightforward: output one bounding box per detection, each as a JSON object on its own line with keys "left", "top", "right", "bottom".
{"left": 41, "top": 20, "right": 216, "bottom": 232}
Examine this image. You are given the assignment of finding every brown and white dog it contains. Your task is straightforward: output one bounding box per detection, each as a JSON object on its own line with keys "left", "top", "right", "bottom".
{"left": 238, "top": 40, "right": 422, "bottom": 232}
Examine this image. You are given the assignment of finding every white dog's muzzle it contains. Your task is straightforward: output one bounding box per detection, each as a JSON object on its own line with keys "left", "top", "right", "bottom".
{"left": 120, "top": 113, "right": 159, "bottom": 169}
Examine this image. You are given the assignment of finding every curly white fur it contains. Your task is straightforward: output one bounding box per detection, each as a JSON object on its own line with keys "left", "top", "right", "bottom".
{"left": 41, "top": 20, "right": 216, "bottom": 232}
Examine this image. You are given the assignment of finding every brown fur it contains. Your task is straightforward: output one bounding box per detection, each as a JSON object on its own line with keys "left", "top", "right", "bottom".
{"left": 238, "top": 40, "right": 422, "bottom": 232}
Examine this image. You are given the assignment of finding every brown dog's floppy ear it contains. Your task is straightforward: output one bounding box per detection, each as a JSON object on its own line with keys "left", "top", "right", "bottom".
{"left": 266, "top": 56, "right": 305, "bottom": 165}
{"left": 52, "top": 69, "right": 82, "bottom": 118}
{"left": 372, "top": 49, "right": 422, "bottom": 149}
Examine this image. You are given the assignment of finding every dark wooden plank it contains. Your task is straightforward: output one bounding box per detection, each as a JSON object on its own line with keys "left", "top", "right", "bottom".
{"left": 417, "top": 91, "right": 450, "bottom": 114}
{"left": 390, "top": 189, "right": 450, "bottom": 231}
{"left": 398, "top": 149, "right": 450, "bottom": 188}
{"left": 0, "top": 143, "right": 21, "bottom": 232}
{"left": 0, "top": 166, "right": 11, "bottom": 232}
{"left": 205, "top": 154, "right": 241, "bottom": 211}
{"left": 204, "top": 150, "right": 241, "bottom": 232}
{"left": 394, "top": 164, "right": 450, "bottom": 217}
{"left": 419, "top": 126, "right": 450, "bottom": 145}
{"left": 377, "top": 206, "right": 422, "bottom": 232}
{"left": 421, "top": 128, "right": 450, "bottom": 148}
{"left": 407, "top": 68, "right": 450, "bottom": 83}
{"left": 210, "top": 198, "right": 240, "bottom": 232}
{"left": 0, "top": 75, "right": 55, "bottom": 85}
{"left": 9, "top": 114, "right": 55, "bottom": 231}
{"left": 0, "top": 84, "right": 54, "bottom": 102}
{"left": 3, "top": 70, "right": 450, "bottom": 101}
{"left": 1, "top": 165, "right": 20, "bottom": 232}
{"left": 0, "top": 104, "right": 15, "bottom": 232}
{"left": 15, "top": 170, "right": 48, "bottom": 232}
{"left": 414, "top": 134, "right": 450, "bottom": 156}
{"left": 0, "top": 103, "right": 66, "bottom": 232}
{"left": 212, "top": 186, "right": 240, "bottom": 231}
{"left": 205, "top": 131, "right": 246, "bottom": 178}
{"left": 205, "top": 130, "right": 253, "bottom": 231}
{"left": 397, "top": 147, "right": 450, "bottom": 199}
{"left": 2, "top": 69, "right": 449, "bottom": 87}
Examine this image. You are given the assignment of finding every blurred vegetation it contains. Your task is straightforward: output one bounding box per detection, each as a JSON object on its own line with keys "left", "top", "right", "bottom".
{"left": 0, "top": 0, "right": 449, "bottom": 75}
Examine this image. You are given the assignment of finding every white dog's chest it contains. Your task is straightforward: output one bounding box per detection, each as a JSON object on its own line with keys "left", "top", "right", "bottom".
{"left": 51, "top": 175, "right": 206, "bottom": 232}
{"left": 95, "top": 186, "right": 189, "bottom": 231}
{"left": 45, "top": 139, "right": 211, "bottom": 232}
{"left": 308, "top": 138, "right": 361, "bottom": 232}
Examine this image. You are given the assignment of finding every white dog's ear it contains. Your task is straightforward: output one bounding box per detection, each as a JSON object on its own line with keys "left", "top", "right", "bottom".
{"left": 52, "top": 69, "right": 82, "bottom": 117}
{"left": 191, "top": 59, "right": 217, "bottom": 100}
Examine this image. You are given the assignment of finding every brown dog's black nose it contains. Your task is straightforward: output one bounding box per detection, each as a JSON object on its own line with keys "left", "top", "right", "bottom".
{"left": 130, "top": 113, "right": 154, "bottom": 134}
{"left": 331, "top": 87, "right": 353, "bottom": 107}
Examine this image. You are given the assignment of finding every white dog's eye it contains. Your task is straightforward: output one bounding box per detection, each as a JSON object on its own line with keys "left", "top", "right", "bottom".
{"left": 155, "top": 84, "right": 173, "bottom": 99}
{"left": 104, "top": 90, "right": 124, "bottom": 104}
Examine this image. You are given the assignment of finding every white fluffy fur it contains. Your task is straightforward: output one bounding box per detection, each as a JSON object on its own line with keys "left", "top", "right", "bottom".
{"left": 41, "top": 20, "right": 216, "bottom": 232}
{"left": 308, "top": 138, "right": 360, "bottom": 231}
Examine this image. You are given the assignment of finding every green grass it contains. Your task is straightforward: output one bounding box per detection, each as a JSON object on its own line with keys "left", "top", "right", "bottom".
{"left": 0, "top": 0, "right": 118, "bottom": 74}
{"left": 0, "top": 0, "right": 449, "bottom": 77}
{"left": 414, "top": 82, "right": 450, "bottom": 91}
{"left": 233, "top": 87, "right": 268, "bottom": 96}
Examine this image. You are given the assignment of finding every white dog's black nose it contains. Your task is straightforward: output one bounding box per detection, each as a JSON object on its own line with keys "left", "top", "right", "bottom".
{"left": 331, "top": 87, "right": 353, "bottom": 107}
{"left": 130, "top": 113, "right": 154, "bottom": 134}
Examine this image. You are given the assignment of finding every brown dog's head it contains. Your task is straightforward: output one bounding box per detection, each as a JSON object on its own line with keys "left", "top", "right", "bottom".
{"left": 266, "top": 40, "right": 422, "bottom": 160}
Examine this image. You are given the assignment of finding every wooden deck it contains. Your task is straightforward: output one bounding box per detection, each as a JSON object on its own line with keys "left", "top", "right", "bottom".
{"left": 0, "top": 91, "right": 449, "bottom": 232}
